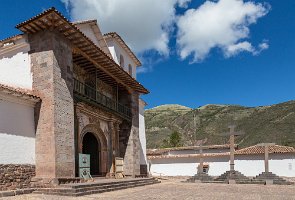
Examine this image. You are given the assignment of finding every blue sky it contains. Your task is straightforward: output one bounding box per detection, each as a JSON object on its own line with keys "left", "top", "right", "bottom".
{"left": 1, "top": 0, "right": 294, "bottom": 109}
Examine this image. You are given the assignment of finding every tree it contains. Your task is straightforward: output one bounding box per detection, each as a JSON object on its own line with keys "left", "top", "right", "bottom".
{"left": 170, "top": 131, "right": 182, "bottom": 147}
{"left": 161, "top": 131, "right": 182, "bottom": 148}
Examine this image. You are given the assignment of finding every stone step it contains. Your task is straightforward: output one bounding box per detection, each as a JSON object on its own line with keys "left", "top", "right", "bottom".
{"left": 63, "top": 178, "right": 154, "bottom": 189}
{"left": 72, "top": 180, "right": 153, "bottom": 192}
{"left": 34, "top": 178, "right": 160, "bottom": 197}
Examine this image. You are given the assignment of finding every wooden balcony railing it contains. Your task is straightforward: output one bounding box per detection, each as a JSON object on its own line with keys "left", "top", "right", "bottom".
{"left": 74, "top": 79, "right": 132, "bottom": 119}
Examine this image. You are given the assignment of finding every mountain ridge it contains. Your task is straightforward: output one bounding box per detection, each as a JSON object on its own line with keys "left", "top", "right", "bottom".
{"left": 145, "top": 100, "right": 295, "bottom": 149}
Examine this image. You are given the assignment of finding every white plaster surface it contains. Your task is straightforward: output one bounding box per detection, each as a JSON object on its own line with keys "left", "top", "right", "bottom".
{"left": 139, "top": 99, "right": 147, "bottom": 165}
{"left": 150, "top": 154, "right": 295, "bottom": 177}
{"left": 0, "top": 98, "right": 35, "bottom": 164}
{"left": 75, "top": 23, "right": 101, "bottom": 47}
{"left": 106, "top": 39, "right": 137, "bottom": 78}
{"left": 0, "top": 45, "right": 32, "bottom": 89}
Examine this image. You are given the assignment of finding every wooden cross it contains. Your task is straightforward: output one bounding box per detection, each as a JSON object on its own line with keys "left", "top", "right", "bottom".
{"left": 221, "top": 125, "right": 244, "bottom": 171}
{"left": 256, "top": 143, "right": 275, "bottom": 173}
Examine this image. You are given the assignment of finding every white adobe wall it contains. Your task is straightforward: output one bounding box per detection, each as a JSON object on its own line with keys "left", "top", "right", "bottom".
{"left": 0, "top": 37, "right": 32, "bottom": 89}
{"left": 235, "top": 154, "right": 295, "bottom": 177}
{"left": 139, "top": 99, "right": 148, "bottom": 166}
{"left": 0, "top": 96, "right": 35, "bottom": 164}
{"left": 75, "top": 23, "right": 101, "bottom": 47}
{"left": 149, "top": 157, "right": 229, "bottom": 176}
{"left": 149, "top": 154, "right": 295, "bottom": 177}
{"left": 106, "top": 39, "right": 137, "bottom": 78}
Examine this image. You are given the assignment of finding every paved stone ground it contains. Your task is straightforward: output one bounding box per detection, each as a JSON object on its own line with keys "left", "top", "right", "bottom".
{"left": 2, "top": 179, "right": 295, "bottom": 200}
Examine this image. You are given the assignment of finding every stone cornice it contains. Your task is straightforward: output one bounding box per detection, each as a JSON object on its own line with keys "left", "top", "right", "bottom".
{"left": 75, "top": 102, "right": 122, "bottom": 124}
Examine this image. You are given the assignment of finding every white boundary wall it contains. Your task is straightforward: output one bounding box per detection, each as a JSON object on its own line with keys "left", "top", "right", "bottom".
{"left": 150, "top": 154, "right": 295, "bottom": 177}
{"left": 0, "top": 96, "right": 36, "bottom": 164}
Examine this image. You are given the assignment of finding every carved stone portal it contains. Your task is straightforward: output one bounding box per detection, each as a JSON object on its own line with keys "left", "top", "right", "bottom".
{"left": 75, "top": 102, "right": 122, "bottom": 176}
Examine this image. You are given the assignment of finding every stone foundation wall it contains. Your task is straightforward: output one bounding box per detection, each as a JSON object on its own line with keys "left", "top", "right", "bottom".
{"left": 0, "top": 164, "right": 35, "bottom": 191}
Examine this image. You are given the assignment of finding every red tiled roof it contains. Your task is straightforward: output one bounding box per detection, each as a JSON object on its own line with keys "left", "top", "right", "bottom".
{"left": 15, "top": 7, "right": 148, "bottom": 94}
{"left": 147, "top": 144, "right": 295, "bottom": 160}
{"left": 147, "top": 144, "right": 233, "bottom": 156}
{"left": 0, "top": 83, "right": 40, "bottom": 102}
{"left": 235, "top": 144, "right": 295, "bottom": 155}
{"left": 0, "top": 34, "right": 23, "bottom": 46}
{"left": 147, "top": 152, "right": 230, "bottom": 160}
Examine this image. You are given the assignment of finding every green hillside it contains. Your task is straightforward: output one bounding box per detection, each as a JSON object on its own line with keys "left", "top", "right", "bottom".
{"left": 145, "top": 101, "right": 295, "bottom": 149}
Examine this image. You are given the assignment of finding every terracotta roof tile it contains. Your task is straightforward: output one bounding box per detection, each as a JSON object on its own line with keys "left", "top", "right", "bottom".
{"left": 15, "top": 7, "right": 148, "bottom": 94}
{"left": 235, "top": 144, "right": 295, "bottom": 155}
{"left": 147, "top": 144, "right": 233, "bottom": 156}
{"left": 0, "top": 34, "right": 24, "bottom": 46}
{"left": 147, "top": 144, "right": 295, "bottom": 160}
{"left": 148, "top": 152, "right": 230, "bottom": 160}
{"left": 0, "top": 83, "right": 40, "bottom": 101}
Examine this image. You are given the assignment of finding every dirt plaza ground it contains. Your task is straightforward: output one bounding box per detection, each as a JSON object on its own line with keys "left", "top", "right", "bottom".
{"left": 2, "top": 178, "right": 295, "bottom": 200}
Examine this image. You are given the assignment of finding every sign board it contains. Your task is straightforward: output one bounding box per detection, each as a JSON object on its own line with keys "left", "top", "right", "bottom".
{"left": 79, "top": 153, "right": 92, "bottom": 179}
{"left": 79, "top": 168, "right": 92, "bottom": 179}
{"left": 79, "top": 153, "right": 90, "bottom": 168}
{"left": 115, "top": 157, "right": 124, "bottom": 173}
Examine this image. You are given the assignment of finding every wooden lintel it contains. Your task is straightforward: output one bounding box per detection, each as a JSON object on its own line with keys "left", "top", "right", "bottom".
{"left": 23, "top": 25, "right": 35, "bottom": 33}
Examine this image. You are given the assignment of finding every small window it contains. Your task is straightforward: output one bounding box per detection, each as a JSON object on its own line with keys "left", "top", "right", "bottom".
{"left": 128, "top": 64, "right": 132, "bottom": 75}
{"left": 119, "top": 55, "right": 124, "bottom": 67}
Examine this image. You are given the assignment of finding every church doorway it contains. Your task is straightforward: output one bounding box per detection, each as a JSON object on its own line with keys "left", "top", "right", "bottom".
{"left": 82, "top": 132, "right": 101, "bottom": 176}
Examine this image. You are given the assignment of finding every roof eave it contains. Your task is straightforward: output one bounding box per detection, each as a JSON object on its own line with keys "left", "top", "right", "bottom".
{"left": 15, "top": 7, "right": 148, "bottom": 94}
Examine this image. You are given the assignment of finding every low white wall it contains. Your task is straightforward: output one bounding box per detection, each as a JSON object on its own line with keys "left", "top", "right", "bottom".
{"left": 0, "top": 42, "right": 32, "bottom": 90}
{"left": 0, "top": 98, "right": 35, "bottom": 164}
{"left": 151, "top": 163, "right": 197, "bottom": 176}
{"left": 150, "top": 157, "right": 229, "bottom": 176}
{"left": 150, "top": 154, "right": 295, "bottom": 177}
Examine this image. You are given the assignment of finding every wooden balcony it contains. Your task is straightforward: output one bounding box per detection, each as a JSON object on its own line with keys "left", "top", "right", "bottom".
{"left": 74, "top": 79, "right": 132, "bottom": 120}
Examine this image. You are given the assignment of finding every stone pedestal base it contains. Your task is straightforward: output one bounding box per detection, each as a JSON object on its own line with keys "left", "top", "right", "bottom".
{"left": 187, "top": 172, "right": 213, "bottom": 183}
{"left": 254, "top": 172, "right": 294, "bottom": 185}
{"left": 215, "top": 170, "right": 251, "bottom": 184}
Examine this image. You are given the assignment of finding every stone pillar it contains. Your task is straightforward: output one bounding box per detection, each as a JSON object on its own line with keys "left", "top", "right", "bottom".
{"left": 265, "top": 145, "right": 269, "bottom": 173}
{"left": 123, "top": 93, "right": 140, "bottom": 177}
{"left": 229, "top": 135, "right": 235, "bottom": 171}
{"left": 107, "top": 121, "right": 114, "bottom": 176}
{"left": 107, "top": 121, "right": 121, "bottom": 177}
{"left": 29, "top": 30, "right": 75, "bottom": 180}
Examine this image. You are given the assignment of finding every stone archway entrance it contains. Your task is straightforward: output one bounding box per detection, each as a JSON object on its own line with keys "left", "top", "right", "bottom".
{"left": 82, "top": 132, "right": 101, "bottom": 176}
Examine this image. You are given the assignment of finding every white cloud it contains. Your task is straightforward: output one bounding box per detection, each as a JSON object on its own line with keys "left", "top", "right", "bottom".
{"left": 61, "top": 0, "right": 190, "bottom": 56}
{"left": 176, "top": 0, "right": 270, "bottom": 62}
{"left": 225, "top": 41, "right": 254, "bottom": 57}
